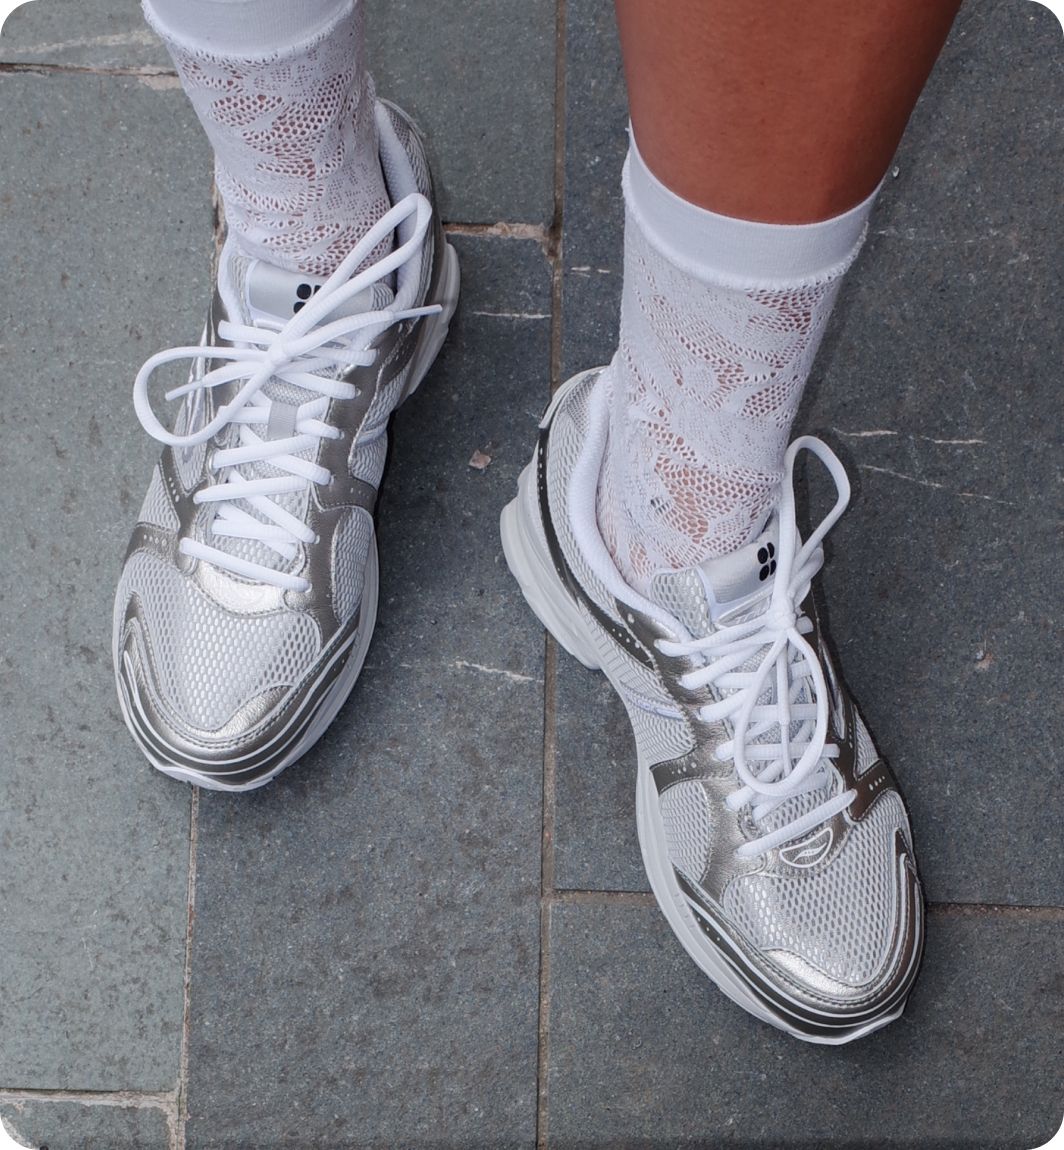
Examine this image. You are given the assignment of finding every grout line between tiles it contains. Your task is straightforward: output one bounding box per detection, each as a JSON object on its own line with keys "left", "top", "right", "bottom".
{"left": 443, "top": 221, "right": 552, "bottom": 255}
{"left": 201, "top": 216, "right": 554, "bottom": 251}
{"left": 0, "top": 60, "right": 176, "bottom": 78}
{"left": 0, "top": 1090, "right": 179, "bottom": 1149}
{"left": 173, "top": 786, "right": 199, "bottom": 1150}
{"left": 545, "top": 891, "right": 1064, "bottom": 916}
{"left": 535, "top": 6, "right": 567, "bottom": 1149}
{"left": 536, "top": 638, "right": 559, "bottom": 1150}
{"left": 546, "top": 0, "right": 566, "bottom": 398}
{"left": 928, "top": 902, "right": 1064, "bottom": 919}
{"left": 0, "top": 1090, "right": 175, "bottom": 1108}
{"left": 551, "top": 888, "right": 657, "bottom": 907}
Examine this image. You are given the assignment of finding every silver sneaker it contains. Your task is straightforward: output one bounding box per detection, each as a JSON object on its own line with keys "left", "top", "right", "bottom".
{"left": 502, "top": 368, "right": 924, "bottom": 1043}
{"left": 114, "top": 102, "right": 460, "bottom": 790}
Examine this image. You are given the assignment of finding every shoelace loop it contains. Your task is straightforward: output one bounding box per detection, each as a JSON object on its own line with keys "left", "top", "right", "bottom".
{"left": 132, "top": 193, "right": 441, "bottom": 593}
{"left": 656, "top": 437, "right": 856, "bottom": 859}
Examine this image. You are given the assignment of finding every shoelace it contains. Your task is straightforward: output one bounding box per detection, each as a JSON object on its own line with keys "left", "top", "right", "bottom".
{"left": 133, "top": 193, "right": 441, "bottom": 593}
{"left": 656, "top": 437, "right": 856, "bottom": 859}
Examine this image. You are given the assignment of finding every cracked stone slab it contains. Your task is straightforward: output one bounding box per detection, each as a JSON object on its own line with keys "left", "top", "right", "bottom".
{"left": 546, "top": 902, "right": 1064, "bottom": 1149}
{"left": 0, "top": 1099, "right": 172, "bottom": 1150}
{"left": 183, "top": 236, "right": 549, "bottom": 1150}
{"left": 0, "top": 70, "right": 210, "bottom": 1089}
{"left": 552, "top": 0, "right": 1063, "bottom": 903}
{"left": 0, "top": 0, "right": 171, "bottom": 70}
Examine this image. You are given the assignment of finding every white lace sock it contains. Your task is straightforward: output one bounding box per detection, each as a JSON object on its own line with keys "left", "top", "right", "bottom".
{"left": 143, "top": 0, "right": 392, "bottom": 276}
{"left": 598, "top": 137, "right": 877, "bottom": 594}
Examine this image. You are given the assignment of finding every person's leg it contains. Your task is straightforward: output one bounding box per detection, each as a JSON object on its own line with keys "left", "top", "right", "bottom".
{"left": 142, "top": 0, "right": 391, "bottom": 275}
{"left": 599, "top": 0, "right": 961, "bottom": 591}
{"left": 617, "top": 0, "right": 960, "bottom": 222}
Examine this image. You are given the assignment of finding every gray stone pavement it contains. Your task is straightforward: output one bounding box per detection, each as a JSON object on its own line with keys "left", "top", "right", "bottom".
{"left": 0, "top": 1, "right": 1060, "bottom": 1148}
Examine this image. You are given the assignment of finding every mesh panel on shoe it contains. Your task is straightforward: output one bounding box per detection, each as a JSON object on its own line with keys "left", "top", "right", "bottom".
{"left": 546, "top": 378, "right": 678, "bottom": 733}
{"left": 660, "top": 780, "right": 714, "bottom": 884}
{"left": 172, "top": 403, "right": 208, "bottom": 492}
{"left": 756, "top": 772, "right": 843, "bottom": 838}
{"left": 598, "top": 206, "right": 846, "bottom": 591}
{"left": 623, "top": 703, "right": 693, "bottom": 765}
{"left": 379, "top": 102, "right": 435, "bottom": 296}
{"left": 855, "top": 712, "right": 879, "bottom": 773}
{"left": 380, "top": 104, "right": 432, "bottom": 199}
{"left": 122, "top": 551, "right": 320, "bottom": 732}
{"left": 548, "top": 380, "right": 621, "bottom": 621}
{"left": 162, "top": 4, "right": 392, "bottom": 277}
{"left": 350, "top": 431, "right": 388, "bottom": 485}
{"left": 649, "top": 567, "right": 713, "bottom": 637}
{"left": 363, "top": 351, "right": 412, "bottom": 435}
{"left": 723, "top": 793, "right": 906, "bottom": 987}
{"left": 138, "top": 465, "right": 179, "bottom": 531}
{"left": 332, "top": 509, "right": 372, "bottom": 624}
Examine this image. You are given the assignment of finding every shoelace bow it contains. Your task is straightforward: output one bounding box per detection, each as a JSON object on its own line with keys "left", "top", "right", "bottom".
{"left": 656, "top": 437, "right": 856, "bottom": 859}
{"left": 133, "top": 193, "right": 441, "bottom": 593}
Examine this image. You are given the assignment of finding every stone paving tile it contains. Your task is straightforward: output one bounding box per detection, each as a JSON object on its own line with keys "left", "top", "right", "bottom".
{"left": 183, "top": 235, "right": 549, "bottom": 1150}
{"left": 551, "top": 0, "right": 1063, "bottom": 903}
{"left": 368, "top": 0, "right": 556, "bottom": 226}
{"left": 0, "top": 1099, "right": 172, "bottom": 1150}
{"left": 557, "top": 0, "right": 625, "bottom": 382}
{"left": 0, "top": 0, "right": 557, "bottom": 227}
{"left": 0, "top": 72, "right": 211, "bottom": 1089}
{"left": 0, "top": 0, "right": 170, "bottom": 70}
{"left": 546, "top": 902, "right": 1064, "bottom": 1150}
{"left": 550, "top": 0, "right": 635, "bottom": 897}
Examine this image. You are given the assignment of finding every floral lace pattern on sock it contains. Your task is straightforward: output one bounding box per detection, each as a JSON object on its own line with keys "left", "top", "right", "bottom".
{"left": 598, "top": 206, "right": 847, "bottom": 592}
{"left": 165, "top": 3, "right": 391, "bottom": 276}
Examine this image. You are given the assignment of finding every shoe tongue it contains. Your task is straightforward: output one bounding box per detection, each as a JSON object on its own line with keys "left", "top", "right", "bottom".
{"left": 651, "top": 518, "right": 837, "bottom": 831}
{"left": 649, "top": 518, "right": 781, "bottom": 638}
{"left": 203, "top": 249, "right": 396, "bottom": 579}
{"left": 243, "top": 258, "right": 393, "bottom": 329}
{"left": 239, "top": 256, "right": 394, "bottom": 414}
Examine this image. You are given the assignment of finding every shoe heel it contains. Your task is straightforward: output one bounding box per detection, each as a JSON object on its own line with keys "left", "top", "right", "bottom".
{"left": 501, "top": 462, "right": 602, "bottom": 671}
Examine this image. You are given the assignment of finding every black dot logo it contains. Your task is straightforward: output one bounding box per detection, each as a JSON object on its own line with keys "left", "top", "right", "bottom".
{"left": 757, "top": 542, "right": 776, "bottom": 581}
{"left": 293, "top": 282, "right": 321, "bottom": 313}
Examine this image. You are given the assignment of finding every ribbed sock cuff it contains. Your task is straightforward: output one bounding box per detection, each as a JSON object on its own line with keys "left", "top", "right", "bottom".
{"left": 142, "top": 0, "right": 354, "bottom": 58}
{"left": 624, "top": 130, "right": 879, "bottom": 289}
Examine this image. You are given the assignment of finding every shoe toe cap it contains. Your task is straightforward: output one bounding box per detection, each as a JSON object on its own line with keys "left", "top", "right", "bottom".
{"left": 725, "top": 794, "right": 923, "bottom": 1015}
{"left": 114, "top": 552, "right": 322, "bottom": 767}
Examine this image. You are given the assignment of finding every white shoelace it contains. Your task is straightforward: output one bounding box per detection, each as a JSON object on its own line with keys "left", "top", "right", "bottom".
{"left": 133, "top": 193, "right": 441, "bottom": 593}
{"left": 656, "top": 437, "right": 856, "bottom": 859}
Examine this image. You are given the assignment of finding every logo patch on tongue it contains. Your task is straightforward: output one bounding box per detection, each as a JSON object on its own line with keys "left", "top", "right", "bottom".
{"left": 293, "top": 281, "right": 321, "bottom": 314}
{"left": 698, "top": 518, "right": 781, "bottom": 621}
{"left": 245, "top": 260, "right": 327, "bottom": 326}
{"left": 757, "top": 542, "right": 777, "bottom": 581}
{"left": 243, "top": 259, "right": 387, "bottom": 328}
{"left": 649, "top": 518, "right": 782, "bottom": 637}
